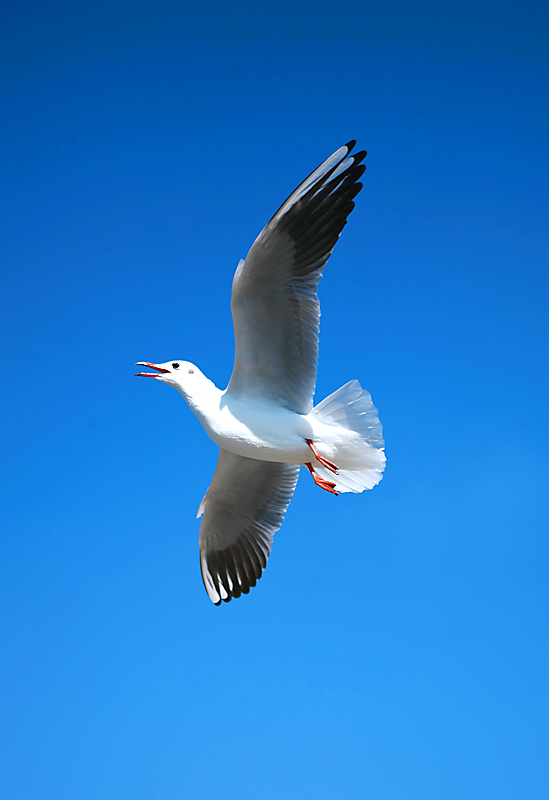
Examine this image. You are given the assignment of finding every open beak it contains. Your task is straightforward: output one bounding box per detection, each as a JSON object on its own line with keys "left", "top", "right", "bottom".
{"left": 135, "top": 362, "right": 171, "bottom": 378}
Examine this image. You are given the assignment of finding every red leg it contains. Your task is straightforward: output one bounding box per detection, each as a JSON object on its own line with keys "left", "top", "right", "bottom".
{"left": 306, "top": 463, "right": 339, "bottom": 496}
{"left": 306, "top": 439, "right": 339, "bottom": 474}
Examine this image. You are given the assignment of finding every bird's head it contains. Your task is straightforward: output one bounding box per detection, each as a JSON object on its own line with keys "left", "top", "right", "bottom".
{"left": 135, "top": 360, "right": 205, "bottom": 397}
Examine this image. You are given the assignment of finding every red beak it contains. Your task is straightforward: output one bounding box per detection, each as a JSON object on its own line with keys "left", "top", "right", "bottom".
{"left": 135, "top": 362, "right": 171, "bottom": 378}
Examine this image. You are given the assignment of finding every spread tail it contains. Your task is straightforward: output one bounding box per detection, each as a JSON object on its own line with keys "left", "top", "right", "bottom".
{"left": 311, "top": 379, "right": 386, "bottom": 493}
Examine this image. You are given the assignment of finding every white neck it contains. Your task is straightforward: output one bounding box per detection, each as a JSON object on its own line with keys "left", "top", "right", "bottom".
{"left": 175, "top": 375, "right": 223, "bottom": 424}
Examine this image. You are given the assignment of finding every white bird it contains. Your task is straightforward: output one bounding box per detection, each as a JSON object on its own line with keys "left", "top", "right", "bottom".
{"left": 136, "top": 140, "right": 386, "bottom": 604}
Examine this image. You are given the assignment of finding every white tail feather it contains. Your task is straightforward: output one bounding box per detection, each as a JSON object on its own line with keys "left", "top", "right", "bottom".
{"left": 311, "top": 380, "right": 386, "bottom": 494}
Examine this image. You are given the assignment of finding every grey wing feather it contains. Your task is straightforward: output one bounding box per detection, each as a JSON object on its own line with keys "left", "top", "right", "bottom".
{"left": 228, "top": 141, "right": 366, "bottom": 414}
{"left": 198, "top": 449, "right": 300, "bottom": 605}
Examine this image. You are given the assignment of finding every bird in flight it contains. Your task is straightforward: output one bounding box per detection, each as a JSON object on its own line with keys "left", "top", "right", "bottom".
{"left": 136, "top": 141, "right": 386, "bottom": 604}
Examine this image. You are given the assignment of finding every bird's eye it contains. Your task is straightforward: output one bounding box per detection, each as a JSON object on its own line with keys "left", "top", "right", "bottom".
{"left": 172, "top": 363, "right": 180, "bottom": 369}
{"left": 188, "top": 368, "right": 194, "bottom": 374}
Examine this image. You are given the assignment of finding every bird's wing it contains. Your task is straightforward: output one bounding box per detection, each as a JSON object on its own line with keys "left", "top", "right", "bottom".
{"left": 227, "top": 140, "right": 366, "bottom": 414}
{"left": 198, "top": 449, "right": 300, "bottom": 604}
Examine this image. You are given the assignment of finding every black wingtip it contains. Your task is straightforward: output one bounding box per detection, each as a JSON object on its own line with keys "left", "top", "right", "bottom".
{"left": 344, "top": 139, "right": 357, "bottom": 152}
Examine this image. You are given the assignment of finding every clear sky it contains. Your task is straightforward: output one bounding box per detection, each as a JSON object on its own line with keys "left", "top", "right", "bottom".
{"left": 1, "top": 1, "right": 548, "bottom": 798}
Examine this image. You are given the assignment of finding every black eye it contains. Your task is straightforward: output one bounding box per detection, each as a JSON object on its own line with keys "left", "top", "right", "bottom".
{"left": 188, "top": 368, "right": 194, "bottom": 374}
{"left": 172, "top": 363, "right": 180, "bottom": 369}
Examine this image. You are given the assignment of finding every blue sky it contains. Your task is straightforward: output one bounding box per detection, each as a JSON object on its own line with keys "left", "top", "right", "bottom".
{"left": 1, "top": 1, "right": 548, "bottom": 798}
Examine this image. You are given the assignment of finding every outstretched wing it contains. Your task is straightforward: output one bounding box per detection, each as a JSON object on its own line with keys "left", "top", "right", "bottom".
{"left": 198, "top": 449, "right": 300, "bottom": 604}
{"left": 227, "top": 141, "right": 367, "bottom": 414}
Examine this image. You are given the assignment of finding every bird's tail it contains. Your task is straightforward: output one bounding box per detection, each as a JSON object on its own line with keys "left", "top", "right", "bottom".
{"left": 310, "top": 379, "right": 386, "bottom": 493}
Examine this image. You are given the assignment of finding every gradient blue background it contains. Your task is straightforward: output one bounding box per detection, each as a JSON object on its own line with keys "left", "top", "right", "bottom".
{"left": 2, "top": 2, "right": 548, "bottom": 798}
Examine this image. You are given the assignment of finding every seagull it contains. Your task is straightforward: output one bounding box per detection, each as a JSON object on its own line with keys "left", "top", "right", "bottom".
{"left": 136, "top": 140, "right": 386, "bottom": 604}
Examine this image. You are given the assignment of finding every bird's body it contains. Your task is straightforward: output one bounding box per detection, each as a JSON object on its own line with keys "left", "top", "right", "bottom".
{"left": 137, "top": 141, "right": 386, "bottom": 604}
{"left": 208, "top": 396, "right": 355, "bottom": 467}
{"left": 196, "top": 386, "right": 319, "bottom": 466}
{"left": 159, "top": 363, "right": 380, "bottom": 469}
